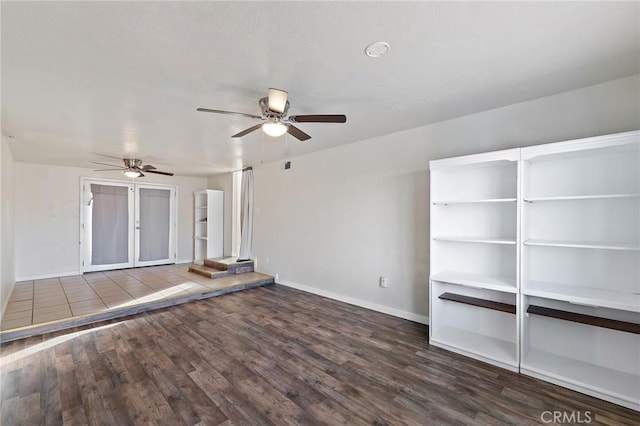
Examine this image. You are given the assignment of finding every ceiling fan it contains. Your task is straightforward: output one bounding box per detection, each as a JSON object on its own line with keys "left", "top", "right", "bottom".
{"left": 197, "top": 88, "right": 346, "bottom": 141}
{"left": 92, "top": 158, "right": 174, "bottom": 178}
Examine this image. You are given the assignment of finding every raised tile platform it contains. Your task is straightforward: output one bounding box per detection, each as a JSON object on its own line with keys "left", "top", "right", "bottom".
{"left": 0, "top": 263, "right": 273, "bottom": 343}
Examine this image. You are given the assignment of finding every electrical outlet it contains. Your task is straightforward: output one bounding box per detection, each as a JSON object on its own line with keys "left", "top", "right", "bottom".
{"left": 266, "top": 256, "right": 270, "bottom": 264}
{"left": 379, "top": 276, "right": 389, "bottom": 288}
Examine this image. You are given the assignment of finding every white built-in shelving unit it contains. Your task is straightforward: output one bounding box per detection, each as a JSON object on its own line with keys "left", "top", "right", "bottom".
{"left": 429, "top": 148, "right": 520, "bottom": 372}
{"left": 520, "top": 131, "right": 640, "bottom": 411}
{"left": 194, "top": 189, "right": 224, "bottom": 263}
{"left": 429, "top": 130, "right": 640, "bottom": 411}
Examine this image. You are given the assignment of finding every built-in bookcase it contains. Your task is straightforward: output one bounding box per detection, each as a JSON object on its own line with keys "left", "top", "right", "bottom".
{"left": 429, "top": 148, "right": 520, "bottom": 372}
{"left": 430, "top": 131, "right": 640, "bottom": 410}
{"left": 520, "top": 131, "right": 640, "bottom": 411}
{"left": 194, "top": 189, "right": 223, "bottom": 263}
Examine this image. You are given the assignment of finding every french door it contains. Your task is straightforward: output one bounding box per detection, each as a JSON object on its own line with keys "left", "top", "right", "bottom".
{"left": 81, "top": 178, "right": 177, "bottom": 272}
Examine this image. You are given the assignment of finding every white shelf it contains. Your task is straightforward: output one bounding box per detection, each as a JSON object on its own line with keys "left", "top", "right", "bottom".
{"left": 196, "top": 221, "right": 208, "bottom": 224}
{"left": 432, "top": 198, "right": 516, "bottom": 205}
{"left": 196, "top": 206, "right": 208, "bottom": 209}
{"left": 431, "top": 271, "right": 517, "bottom": 293}
{"left": 194, "top": 236, "right": 208, "bottom": 240}
{"left": 432, "top": 326, "right": 517, "bottom": 370}
{"left": 524, "top": 193, "right": 640, "bottom": 203}
{"left": 523, "top": 281, "right": 640, "bottom": 312}
{"left": 434, "top": 236, "right": 516, "bottom": 245}
{"left": 522, "top": 349, "right": 640, "bottom": 411}
{"left": 524, "top": 239, "right": 640, "bottom": 251}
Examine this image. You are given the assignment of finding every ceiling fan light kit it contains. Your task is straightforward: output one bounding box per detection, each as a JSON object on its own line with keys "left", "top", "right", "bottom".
{"left": 262, "top": 120, "right": 288, "bottom": 137}
{"left": 198, "top": 88, "right": 347, "bottom": 141}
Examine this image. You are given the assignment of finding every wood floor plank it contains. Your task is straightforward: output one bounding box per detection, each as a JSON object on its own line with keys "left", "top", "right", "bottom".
{"left": 2, "top": 283, "right": 639, "bottom": 425}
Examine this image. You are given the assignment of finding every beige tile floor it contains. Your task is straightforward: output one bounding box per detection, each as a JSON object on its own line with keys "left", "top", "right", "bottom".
{"left": 1, "top": 264, "right": 268, "bottom": 331}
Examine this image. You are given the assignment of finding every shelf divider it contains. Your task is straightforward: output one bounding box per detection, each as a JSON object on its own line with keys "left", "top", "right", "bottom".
{"left": 524, "top": 193, "right": 640, "bottom": 203}
{"left": 432, "top": 198, "right": 516, "bottom": 205}
{"left": 434, "top": 236, "right": 516, "bottom": 245}
{"left": 439, "top": 292, "right": 516, "bottom": 314}
{"left": 431, "top": 271, "right": 516, "bottom": 293}
{"left": 523, "top": 239, "right": 640, "bottom": 251}
{"left": 527, "top": 305, "right": 640, "bottom": 335}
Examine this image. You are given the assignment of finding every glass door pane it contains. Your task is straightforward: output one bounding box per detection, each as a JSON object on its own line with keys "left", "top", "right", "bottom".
{"left": 135, "top": 185, "right": 176, "bottom": 266}
{"left": 82, "top": 180, "right": 135, "bottom": 272}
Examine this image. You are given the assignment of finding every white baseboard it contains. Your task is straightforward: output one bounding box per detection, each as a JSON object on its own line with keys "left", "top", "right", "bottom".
{"left": 277, "top": 279, "right": 429, "bottom": 325}
{"left": 176, "top": 259, "right": 194, "bottom": 264}
{"left": 16, "top": 271, "right": 81, "bottom": 282}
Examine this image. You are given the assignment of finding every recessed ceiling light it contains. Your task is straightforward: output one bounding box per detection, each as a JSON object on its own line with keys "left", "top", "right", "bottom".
{"left": 365, "top": 41, "right": 390, "bottom": 58}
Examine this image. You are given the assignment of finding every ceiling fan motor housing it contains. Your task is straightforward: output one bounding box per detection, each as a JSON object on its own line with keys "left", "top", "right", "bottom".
{"left": 124, "top": 158, "right": 143, "bottom": 169}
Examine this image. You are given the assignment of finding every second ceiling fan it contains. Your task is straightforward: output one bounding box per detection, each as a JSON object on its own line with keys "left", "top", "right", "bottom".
{"left": 197, "top": 88, "right": 346, "bottom": 141}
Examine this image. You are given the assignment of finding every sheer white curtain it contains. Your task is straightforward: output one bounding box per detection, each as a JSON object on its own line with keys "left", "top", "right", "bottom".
{"left": 91, "top": 184, "right": 129, "bottom": 265}
{"left": 138, "top": 188, "right": 171, "bottom": 262}
{"left": 237, "top": 167, "right": 254, "bottom": 261}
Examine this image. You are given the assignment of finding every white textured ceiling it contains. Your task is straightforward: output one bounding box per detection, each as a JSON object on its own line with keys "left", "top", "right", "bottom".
{"left": 2, "top": 1, "right": 639, "bottom": 176}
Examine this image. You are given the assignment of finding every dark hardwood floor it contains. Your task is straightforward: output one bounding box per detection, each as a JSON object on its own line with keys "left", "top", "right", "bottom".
{"left": 1, "top": 284, "right": 637, "bottom": 425}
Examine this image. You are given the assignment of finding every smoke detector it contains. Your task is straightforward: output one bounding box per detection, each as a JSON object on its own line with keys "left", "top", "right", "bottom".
{"left": 365, "top": 41, "right": 390, "bottom": 58}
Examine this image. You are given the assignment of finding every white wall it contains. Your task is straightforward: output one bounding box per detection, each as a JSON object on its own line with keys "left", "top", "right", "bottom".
{"left": 207, "top": 173, "right": 233, "bottom": 256}
{"left": 14, "top": 163, "right": 207, "bottom": 280}
{"left": 1, "top": 136, "right": 16, "bottom": 317}
{"left": 253, "top": 74, "right": 640, "bottom": 324}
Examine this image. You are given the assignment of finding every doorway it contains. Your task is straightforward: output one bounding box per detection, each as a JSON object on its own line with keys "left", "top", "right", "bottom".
{"left": 80, "top": 178, "right": 177, "bottom": 272}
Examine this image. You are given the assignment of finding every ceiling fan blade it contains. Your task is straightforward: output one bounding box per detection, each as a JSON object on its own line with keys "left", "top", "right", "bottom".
{"left": 197, "top": 108, "right": 263, "bottom": 120}
{"left": 146, "top": 170, "right": 174, "bottom": 176}
{"left": 232, "top": 123, "right": 264, "bottom": 138}
{"left": 268, "top": 88, "right": 288, "bottom": 113}
{"left": 93, "top": 168, "right": 125, "bottom": 172}
{"left": 287, "top": 125, "right": 311, "bottom": 141}
{"left": 138, "top": 171, "right": 145, "bottom": 177}
{"left": 92, "top": 161, "right": 124, "bottom": 168}
{"left": 289, "top": 114, "right": 347, "bottom": 123}
{"left": 91, "top": 152, "right": 125, "bottom": 160}
{"left": 141, "top": 164, "right": 156, "bottom": 171}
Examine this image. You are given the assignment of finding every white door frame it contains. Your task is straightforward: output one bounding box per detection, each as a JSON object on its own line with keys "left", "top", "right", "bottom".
{"left": 80, "top": 177, "right": 178, "bottom": 273}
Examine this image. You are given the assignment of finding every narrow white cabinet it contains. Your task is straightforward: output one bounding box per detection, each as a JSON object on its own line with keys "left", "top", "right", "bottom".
{"left": 194, "top": 189, "right": 224, "bottom": 263}
{"left": 520, "top": 131, "right": 640, "bottom": 410}
{"left": 429, "top": 148, "right": 520, "bottom": 372}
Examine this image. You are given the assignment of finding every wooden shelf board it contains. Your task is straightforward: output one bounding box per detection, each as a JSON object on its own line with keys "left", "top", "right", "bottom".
{"left": 524, "top": 239, "right": 640, "bottom": 251}
{"left": 527, "top": 305, "right": 640, "bottom": 334}
{"left": 431, "top": 271, "right": 517, "bottom": 293}
{"left": 433, "top": 236, "right": 516, "bottom": 245}
{"left": 524, "top": 193, "right": 640, "bottom": 203}
{"left": 432, "top": 198, "right": 516, "bottom": 205}
{"left": 523, "top": 281, "right": 640, "bottom": 312}
{"left": 439, "top": 292, "right": 516, "bottom": 314}
{"left": 522, "top": 349, "right": 640, "bottom": 408}
{"left": 431, "top": 326, "right": 517, "bottom": 368}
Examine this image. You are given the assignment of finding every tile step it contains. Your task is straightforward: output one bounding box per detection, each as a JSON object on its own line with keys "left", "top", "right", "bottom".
{"left": 203, "top": 258, "right": 254, "bottom": 275}
{"left": 188, "top": 265, "right": 230, "bottom": 278}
